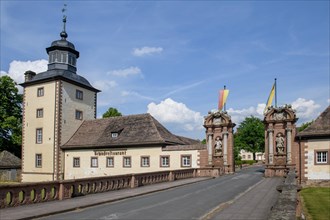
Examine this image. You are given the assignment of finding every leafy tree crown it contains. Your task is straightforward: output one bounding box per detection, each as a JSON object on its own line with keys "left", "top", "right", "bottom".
{"left": 102, "top": 107, "right": 122, "bottom": 118}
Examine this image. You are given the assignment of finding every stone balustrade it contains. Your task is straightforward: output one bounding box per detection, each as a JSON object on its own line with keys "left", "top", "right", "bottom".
{"left": 133, "top": 171, "right": 171, "bottom": 187}
{"left": 0, "top": 181, "right": 60, "bottom": 208}
{"left": 0, "top": 168, "right": 209, "bottom": 209}
{"left": 268, "top": 168, "right": 301, "bottom": 220}
{"left": 173, "top": 169, "right": 196, "bottom": 180}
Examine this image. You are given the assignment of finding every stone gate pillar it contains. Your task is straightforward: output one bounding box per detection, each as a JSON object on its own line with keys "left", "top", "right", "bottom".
{"left": 207, "top": 133, "right": 213, "bottom": 165}
{"left": 264, "top": 105, "right": 297, "bottom": 177}
{"left": 204, "top": 111, "right": 236, "bottom": 174}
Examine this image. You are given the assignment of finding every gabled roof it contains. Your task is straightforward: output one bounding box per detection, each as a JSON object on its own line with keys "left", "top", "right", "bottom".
{"left": 62, "top": 113, "right": 200, "bottom": 149}
{"left": 297, "top": 105, "right": 330, "bottom": 138}
{"left": 0, "top": 151, "right": 21, "bottom": 169}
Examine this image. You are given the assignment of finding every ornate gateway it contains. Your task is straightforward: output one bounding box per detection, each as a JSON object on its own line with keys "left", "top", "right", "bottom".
{"left": 204, "top": 111, "right": 235, "bottom": 174}
{"left": 264, "top": 105, "right": 298, "bottom": 177}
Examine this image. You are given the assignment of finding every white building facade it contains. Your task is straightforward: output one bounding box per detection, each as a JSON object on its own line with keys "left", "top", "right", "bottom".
{"left": 61, "top": 114, "right": 206, "bottom": 180}
{"left": 297, "top": 106, "right": 330, "bottom": 185}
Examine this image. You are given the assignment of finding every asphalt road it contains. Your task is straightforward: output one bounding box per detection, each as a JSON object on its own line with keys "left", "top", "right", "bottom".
{"left": 40, "top": 166, "right": 265, "bottom": 220}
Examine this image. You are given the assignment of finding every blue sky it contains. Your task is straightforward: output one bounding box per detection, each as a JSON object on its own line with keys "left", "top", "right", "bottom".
{"left": 1, "top": 1, "right": 329, "bottom": 140}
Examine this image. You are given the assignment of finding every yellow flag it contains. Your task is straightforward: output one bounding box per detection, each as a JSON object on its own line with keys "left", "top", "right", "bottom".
{"left": 264, "top": 83, "right": 275, "bottom": 113}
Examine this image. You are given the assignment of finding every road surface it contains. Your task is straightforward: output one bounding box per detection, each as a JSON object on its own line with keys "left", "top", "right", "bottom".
{"left": 41, "top": 166, "right": 265, "bottom": 219}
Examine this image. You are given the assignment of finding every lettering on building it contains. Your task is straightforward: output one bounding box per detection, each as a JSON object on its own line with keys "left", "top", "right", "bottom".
{"left": 94, "top": 150, "right": 127, "bottom": 156}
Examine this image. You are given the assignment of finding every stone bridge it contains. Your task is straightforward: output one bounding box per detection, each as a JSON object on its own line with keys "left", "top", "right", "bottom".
{"left": 0, "top": 168, "right": 219, "bottom": 209}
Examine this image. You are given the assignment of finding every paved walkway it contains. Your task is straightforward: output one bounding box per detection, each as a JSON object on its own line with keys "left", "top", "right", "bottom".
{"left": 0, "top": 175, "right": 283, "bottom": 220}
{"left": 209, "top": 177, "right": 283, "bottom": 220}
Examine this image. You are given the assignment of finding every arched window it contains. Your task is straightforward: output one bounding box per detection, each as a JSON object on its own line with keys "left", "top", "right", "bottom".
{"left": 68, "top": 54, "right": 76, "bottom": 66}
{"left": 61, "top": 52, "right": 67, "bottom": 63}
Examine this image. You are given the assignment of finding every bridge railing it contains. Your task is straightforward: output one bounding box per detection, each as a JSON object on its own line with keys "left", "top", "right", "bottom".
{"left": 0, "top": 181, "right": 60, "bottom": 208}
{"left": 0, "top": 168, "right": 208, "bottom": 209}
{"left": 268, "top": 168, "right": 301, "bottom": 220}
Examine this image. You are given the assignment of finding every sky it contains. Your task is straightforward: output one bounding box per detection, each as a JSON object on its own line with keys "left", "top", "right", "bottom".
{"left": 1, "top": 1, "right": 329, "bottom": 140}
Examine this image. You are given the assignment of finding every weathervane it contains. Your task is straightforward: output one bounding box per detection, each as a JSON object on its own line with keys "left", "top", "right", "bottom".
{"left": 60, "top": 4, "right": 68, "bottom": 39}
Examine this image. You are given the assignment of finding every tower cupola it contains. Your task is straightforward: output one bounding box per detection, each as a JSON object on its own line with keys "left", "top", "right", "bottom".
{"left": 46, "top": 8, "right": 79, "bottom": 73}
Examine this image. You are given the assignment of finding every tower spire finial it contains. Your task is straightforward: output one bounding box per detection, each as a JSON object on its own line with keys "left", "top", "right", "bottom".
{"left": 60, "top": 4, "right": 68, "bottom": 40}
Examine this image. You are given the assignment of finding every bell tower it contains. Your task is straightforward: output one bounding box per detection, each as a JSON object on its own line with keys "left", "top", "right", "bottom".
{"left": 20, "top": 11, "right": 100, "bottom": 182}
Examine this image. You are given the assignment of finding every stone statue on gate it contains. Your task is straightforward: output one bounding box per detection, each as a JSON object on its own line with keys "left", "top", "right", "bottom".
{"left": 214, "top": 136, "right": 222, "bottom": 156}
{"left": 276, "top": 133, "right": 285, "bottom": 154}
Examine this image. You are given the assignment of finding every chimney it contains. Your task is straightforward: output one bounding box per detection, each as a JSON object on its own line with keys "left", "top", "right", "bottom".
{"left": 24, "top": 70, "right": 36, "bottom": 82}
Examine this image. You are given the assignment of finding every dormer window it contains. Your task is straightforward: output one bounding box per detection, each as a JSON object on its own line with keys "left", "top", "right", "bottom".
{"left": 111, "top": 132, "right": 118, "bottom": 138}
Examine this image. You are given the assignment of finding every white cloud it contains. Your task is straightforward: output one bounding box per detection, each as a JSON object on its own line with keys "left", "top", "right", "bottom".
{"left": 107, "top": 67, "right": 141, "bottom": 77}
{"left": 226, "top": 98, "right": 321, "bottom": 127}
{"left": 227, "top": 105, "right": 264, "bottom": 126}
{"left": 147, "top": 98, "right": 204, "bottom": 131}
{"left": 121, "top": 90, "right": 154, "bottom": 101}
{"left": 162, "top": 80, "right": 207, "bottom": 98}
{"left": 1, "top": 60, "right": 48, "bottom": 84}
{"left": 132, "top": 47, "right": 163, "bottom": 57}
{"left": 292, "top": 98, "right": 321, "bottom": 120}
{"left": 92, "top": 80, "right": 117, "bottom": 91}
{"left": 256, "top": 103, "right": 266, "bottom": 115}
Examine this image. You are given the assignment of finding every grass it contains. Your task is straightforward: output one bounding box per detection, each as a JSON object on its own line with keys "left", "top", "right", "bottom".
{"left": 300, "top": 187, "right": 330, "bottom": 220}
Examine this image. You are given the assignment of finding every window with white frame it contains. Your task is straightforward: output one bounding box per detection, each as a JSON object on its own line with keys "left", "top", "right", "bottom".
{"left": 181, "top": 155, "right": 191, "bottom": 167}
{"left": 36, "top": 108, "right": 43, "bottom": 118}
{"left": 73, "top": 157, "right": 80, "bottom": 167}
{"left": 141, "top": 156, "right": 150, "bottom": 167}
{"left": 106, "top": 157, "right": 114, "bottom": 167}
{"left": 35, "top": 154, "right": 42, "bottom": 168}
{"left": 316, "top": 151, "right": 328, "bottom": 164}
{"left": 91, "top": 157, "right": 98, "bottom": 167}
{"left": 160, "top": 156, "right": 170, "bottom": 167}
{"left": 123, "top": 156, "right": 131, "bottom": 167}
{"left": 37, "top": 87, "right": 44, "bottom": 97}
{"left": 36, "top": 128, "right": 43, "bottom": 144}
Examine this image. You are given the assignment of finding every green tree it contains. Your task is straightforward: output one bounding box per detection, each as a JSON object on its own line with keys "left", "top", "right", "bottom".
{"left": 234, "top": 116, "right": 265, "bottom": 161}
{"left": 298, "top": 121, "right": 313, "bottom": 132}
{"left": 0, "top": 76, "right": 22, "bottom": 157}
{"left": 102, "top": 107, "right": 122, "bottom": 118}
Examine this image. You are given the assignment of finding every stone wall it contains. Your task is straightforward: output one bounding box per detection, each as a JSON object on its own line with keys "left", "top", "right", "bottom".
{"left": 198, "top": 149, "right": 208, "bottom": 167}
{"left": 0, "top": 169, "right": 21, "bottom": 182}
{"left": 268, "top": 169, "right": 301, "bottom": 220}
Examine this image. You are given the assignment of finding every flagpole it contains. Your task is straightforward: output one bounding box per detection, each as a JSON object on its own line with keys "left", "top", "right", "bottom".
{"left": 224, "top": 85, "right": 226, "bottom": 111}
{"left": 275, "top": 78, "right": 277, "bottom": 108}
